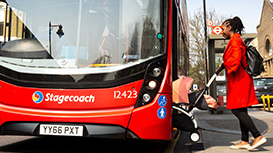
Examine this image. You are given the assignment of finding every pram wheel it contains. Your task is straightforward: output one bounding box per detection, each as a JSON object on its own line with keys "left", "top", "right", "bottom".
{"left": 209, "top": 109, "right": 214, "bottom": 114}
{"left": 190, "top": 132, "right": 200, "bottom": 142}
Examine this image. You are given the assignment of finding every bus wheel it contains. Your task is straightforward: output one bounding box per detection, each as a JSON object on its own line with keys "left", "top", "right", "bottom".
{"left": 189, "top": 132, "right": 200, "bottom": 142}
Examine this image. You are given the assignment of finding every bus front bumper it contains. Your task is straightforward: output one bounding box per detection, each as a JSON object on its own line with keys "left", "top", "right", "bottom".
{"left": 0, "top": 122, "right": 139, "bottom": 139}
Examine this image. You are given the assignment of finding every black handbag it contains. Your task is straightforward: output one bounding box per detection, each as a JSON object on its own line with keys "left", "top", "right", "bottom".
{"left": 241, "top": 42, "right": 264, "bottom": 76}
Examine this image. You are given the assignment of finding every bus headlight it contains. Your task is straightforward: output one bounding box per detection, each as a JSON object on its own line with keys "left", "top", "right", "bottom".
{"left": 134, "top": 57, "right": 166, "bottom": 108}
{"left": 153, "top": 67, "right": 162, "bottom": 77}
{"left": 147, "top": 80, "right": 157, "bottom": 90}
{"left": 142, "top": 93, "right": 151, "bottom": 103}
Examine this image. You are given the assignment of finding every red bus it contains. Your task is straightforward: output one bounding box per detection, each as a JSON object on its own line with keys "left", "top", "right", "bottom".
{"left": 0, "top": 0, "right": 189, "bottom": 140}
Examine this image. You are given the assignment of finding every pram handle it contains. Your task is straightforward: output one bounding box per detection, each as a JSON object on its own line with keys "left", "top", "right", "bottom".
{"left": 206, "top": 63, "right": 225, "bottom": 87}
{"left": 216, "top": 63, "right": 225, "bottom": 75}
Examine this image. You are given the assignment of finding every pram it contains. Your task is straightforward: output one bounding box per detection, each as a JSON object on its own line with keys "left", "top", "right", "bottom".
{"left": 172, "top": 64, "right": 225, "bottom": 142}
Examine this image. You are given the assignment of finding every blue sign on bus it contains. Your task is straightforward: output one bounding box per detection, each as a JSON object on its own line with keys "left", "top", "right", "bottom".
{"left": 157, "top": 107, "right": 167, "bottom": 119}
{"left": 158, "top": 95, "right": 167, "bottom": 107}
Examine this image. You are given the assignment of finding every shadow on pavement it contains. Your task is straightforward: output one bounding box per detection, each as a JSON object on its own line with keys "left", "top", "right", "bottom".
{"left": 194, "top": 108, "right": 273, "bottom": 152}
{"left": 0, "top": 136, "right": 168, "bottom": 153}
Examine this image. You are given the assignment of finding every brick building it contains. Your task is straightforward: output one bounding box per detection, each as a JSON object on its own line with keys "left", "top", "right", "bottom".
{"left": 257, "top": 0, "right": 273, "bottom": 76}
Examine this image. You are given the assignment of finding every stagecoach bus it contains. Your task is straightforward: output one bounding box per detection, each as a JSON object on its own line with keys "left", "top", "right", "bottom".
{"left": 0, "top": 0, "right": 189, "bottom": 140}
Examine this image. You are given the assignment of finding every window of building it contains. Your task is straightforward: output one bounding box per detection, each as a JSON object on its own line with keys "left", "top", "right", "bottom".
{"left": 266, "top": 39, "right": 272, "bottom": 56}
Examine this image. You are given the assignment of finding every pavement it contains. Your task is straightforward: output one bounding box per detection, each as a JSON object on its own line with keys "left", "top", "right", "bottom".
{"left": 188, "top": 107, "right": 273, "bottom": 153}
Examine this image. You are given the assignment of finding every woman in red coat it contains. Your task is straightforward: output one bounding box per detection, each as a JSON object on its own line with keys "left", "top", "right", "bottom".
{"left": 221, "top": 16, "right": 266, "bottom": 151}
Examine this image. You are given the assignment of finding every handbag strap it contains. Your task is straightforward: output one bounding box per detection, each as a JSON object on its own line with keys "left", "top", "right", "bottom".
{"left": 238, "top": 38, "right": 247, "bottom": 70}
{"left": 240, "top": 61, "right": 246, "bottom": 70}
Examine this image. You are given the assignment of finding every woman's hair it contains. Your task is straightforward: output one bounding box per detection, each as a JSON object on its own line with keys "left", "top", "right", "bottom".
{"left": 222, "top": 16, "right": 245, "bottom": 35}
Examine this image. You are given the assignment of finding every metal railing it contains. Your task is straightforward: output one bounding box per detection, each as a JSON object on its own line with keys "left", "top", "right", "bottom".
{"left": 261, "top": 95, "right": 272, "bottom": 111}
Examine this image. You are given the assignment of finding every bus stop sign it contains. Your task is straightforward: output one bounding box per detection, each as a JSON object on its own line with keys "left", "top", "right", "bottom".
{"left": 212, "top": 26, "right": 222, "bottom": 35}
{"left": 207, "top": 20, "right": 213, "bottom": 27}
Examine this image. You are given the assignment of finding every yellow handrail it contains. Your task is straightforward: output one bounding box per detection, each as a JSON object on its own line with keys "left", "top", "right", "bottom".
{"left": 261, "top": 94, "right": 271, "bottom": 111}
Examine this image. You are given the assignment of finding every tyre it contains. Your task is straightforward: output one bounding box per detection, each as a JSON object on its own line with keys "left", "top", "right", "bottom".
{"left": 189, "top": 132, "right": 200, "bottom": 142}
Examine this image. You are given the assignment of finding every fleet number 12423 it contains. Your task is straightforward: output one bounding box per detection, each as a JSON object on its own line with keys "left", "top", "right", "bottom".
{"left": 113, "top": 90, "right": 138, "bottom": 99}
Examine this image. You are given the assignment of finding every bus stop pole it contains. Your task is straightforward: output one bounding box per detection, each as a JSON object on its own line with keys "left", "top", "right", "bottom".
{"left": 203, "top": 0, "right": 209, "bottom": 93}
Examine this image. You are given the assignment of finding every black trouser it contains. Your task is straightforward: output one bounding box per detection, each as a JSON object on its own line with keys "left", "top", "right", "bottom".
{"left": 231, "top": 108, "right": 261, "bottom": 142}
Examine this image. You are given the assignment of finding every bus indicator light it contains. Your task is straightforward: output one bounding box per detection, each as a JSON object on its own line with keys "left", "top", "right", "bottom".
{"left": 142, "top": 93, "right": 151, "bottom": 103}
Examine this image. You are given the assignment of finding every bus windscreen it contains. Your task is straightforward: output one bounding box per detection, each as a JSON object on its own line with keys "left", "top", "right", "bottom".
{"left": 1, "top": 0, "right": 162, "bottom": 74}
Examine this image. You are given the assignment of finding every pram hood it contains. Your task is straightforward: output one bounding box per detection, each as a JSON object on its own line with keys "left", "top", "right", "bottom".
{"left": 172, "top": 76, "right": 194, "bottom": 103}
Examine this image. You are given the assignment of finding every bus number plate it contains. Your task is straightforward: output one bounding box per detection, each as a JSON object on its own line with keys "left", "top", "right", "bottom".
{"left": 39, "top": 124, "right": 83, "bottom": 136}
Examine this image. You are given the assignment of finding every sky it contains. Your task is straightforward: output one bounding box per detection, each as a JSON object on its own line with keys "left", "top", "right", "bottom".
{"left": 187, "top": 0, "right": 264, "bottom": 33}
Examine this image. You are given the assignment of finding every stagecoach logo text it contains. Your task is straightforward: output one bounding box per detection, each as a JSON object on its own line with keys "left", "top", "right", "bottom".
{"left": 32, "top": 91, "right": 95, "bottom": 104}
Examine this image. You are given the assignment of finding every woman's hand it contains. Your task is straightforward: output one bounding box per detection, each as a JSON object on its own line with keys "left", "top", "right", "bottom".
{"left": 216, "top": 63, "right": 225, "bottom": 75}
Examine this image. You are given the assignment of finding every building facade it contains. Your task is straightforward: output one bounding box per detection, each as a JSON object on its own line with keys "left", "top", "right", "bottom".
{"left": 257, "top": 0, "right": 273, "bottom": 77}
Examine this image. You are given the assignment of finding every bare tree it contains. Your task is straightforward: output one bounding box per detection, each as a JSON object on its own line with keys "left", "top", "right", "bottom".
{"left": 189, "top": 8, "right": 229, "bottom": 88}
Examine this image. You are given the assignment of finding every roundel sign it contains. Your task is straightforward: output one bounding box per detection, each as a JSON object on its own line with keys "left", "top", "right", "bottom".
{"left": 212, "top": 26, "right": 222, "bottom": 35}
{"left": 207, "top": 20, "right": 213, "bottom": 27}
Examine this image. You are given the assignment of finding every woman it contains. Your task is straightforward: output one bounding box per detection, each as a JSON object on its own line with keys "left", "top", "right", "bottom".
{"left": 221, "top": 16, "right": 267, "bottom": 151}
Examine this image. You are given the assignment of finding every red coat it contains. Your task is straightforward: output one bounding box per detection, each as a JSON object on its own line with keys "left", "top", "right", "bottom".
{"left": 223, "top": 33, "right": 258, "bottom": 109}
